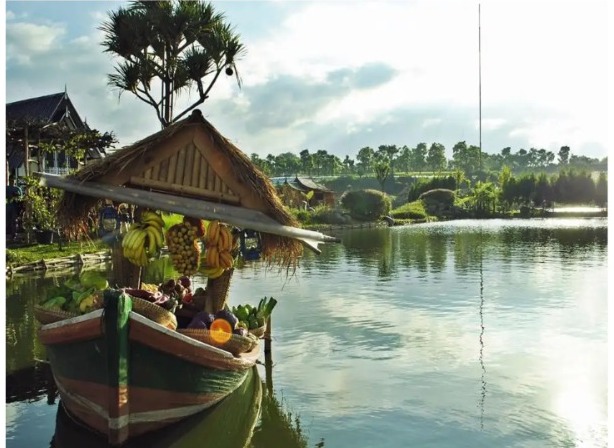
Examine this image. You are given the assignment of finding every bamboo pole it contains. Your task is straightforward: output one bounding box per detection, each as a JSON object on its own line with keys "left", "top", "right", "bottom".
{"left": 40, "top": 175, "right": 341, "bottom": 252}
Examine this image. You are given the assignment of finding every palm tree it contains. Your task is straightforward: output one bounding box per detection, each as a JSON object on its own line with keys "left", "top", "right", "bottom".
{"left": 100, "top": 0, "right": 245, "bottom": 128}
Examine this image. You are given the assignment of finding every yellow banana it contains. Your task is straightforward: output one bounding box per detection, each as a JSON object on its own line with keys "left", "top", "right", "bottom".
{"left": 129, "top": 228, "right": 148, "bottom": 255}
{"left": 218, "top": 226, "right": 232, "bottom": 251}
{"left": 146, "top": 228, "right": 157, "bottom": 255}
{"left": 142, "top": 210, "right": 165, "bottom": 229}
{"left": 207, "top": 220, "right": 220, "bottom": 247}
{"left": 122, "top": 228, "right": 140, "bottom": 258}
{"left": 218, "top": 250, "right": 234, "bottom": 269}
{"left": 206, "top": 246, "right": 219, "bottom": 267}
{"left": 202, "top": 265, "right": 225, "bottom": 279}
{"left": 138, "top": 245, "right": 149, "bottom": 266}
{"left": 145, "top": 225, "right": 163, "bottom": 254}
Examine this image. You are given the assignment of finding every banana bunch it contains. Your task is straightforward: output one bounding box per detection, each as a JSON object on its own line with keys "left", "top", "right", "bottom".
{"left": 121, "top": 211, "right": 165, "bottom": 267}
{"left": 166, "top": 222, "right": 201, "bottom": 276}
{"left": 203, "top": 220, "right": 235, "bottom": 274}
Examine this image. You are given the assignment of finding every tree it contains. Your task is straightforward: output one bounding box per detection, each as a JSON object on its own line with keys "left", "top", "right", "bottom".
{"left": 100, "top": 0, "right": 245, "bottom": 128}
{"left": 374, "top": 161, "right": 391, "bottom": 192}
{"left": 558, "top": 146, "right": 571, "bottom": 165}
{"left": 409, "top": 143, "right": 427, "bottom": 172}
{"left": 426, "top": 142, "right": 447, "bottom": 173}
{"left": 299, "top": 149, "right": 313, "bottom": 176}
{"left": 377, "top": 144, "right": 399, "bottom": 177}
{"left": 452, "top": 141, "right": 480, "bottom": 174}
{"left": 274, "top": 152, "right": 301, "bottom": 177}
{"left": 356, "top": 146, "right": 375, "bottom": 176}
{"left": 595, "top": 172, "right": 607, "bottom": 209}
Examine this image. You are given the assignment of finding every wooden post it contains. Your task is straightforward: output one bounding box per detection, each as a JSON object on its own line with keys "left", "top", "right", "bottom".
{"left": 24, "top": 126, "right": 29, "bottom": 177}
{"left": 264, "top": 316, "right": 272, "bottom": 357}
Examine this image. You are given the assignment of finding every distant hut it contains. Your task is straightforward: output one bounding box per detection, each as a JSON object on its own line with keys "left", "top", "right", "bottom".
{"left": 276, "top": 176, "right": 335, "bottom": 209}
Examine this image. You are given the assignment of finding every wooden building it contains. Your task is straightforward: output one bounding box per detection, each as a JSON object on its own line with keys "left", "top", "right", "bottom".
{"left": 276, "top": 176, "right": 335, "bottom": 209}
{"left": 6, "top": 91, "right": 106, "bottom": 180}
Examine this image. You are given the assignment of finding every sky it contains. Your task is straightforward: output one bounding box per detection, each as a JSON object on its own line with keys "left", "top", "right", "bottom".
{"left": 3, "top": 0, "right": 612, "bottom": 162}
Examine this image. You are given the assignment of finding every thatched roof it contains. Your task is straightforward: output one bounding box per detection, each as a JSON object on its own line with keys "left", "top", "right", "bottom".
{"left": 58, "top": 109, "right": 303, "bottom": 266}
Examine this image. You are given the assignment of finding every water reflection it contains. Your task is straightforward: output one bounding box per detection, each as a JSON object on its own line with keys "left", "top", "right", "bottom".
{"left": 6, "top": 218, "right": 607, "bottom": 448}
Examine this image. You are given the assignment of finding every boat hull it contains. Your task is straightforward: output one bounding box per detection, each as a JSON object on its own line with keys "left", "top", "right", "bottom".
{"left": 39, "top": 302, "right": 260, "bottom": 445}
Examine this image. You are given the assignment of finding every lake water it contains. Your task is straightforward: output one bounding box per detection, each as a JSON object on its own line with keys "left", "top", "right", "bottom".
{"left": 5, "top": 218, "right": 608, "bottom": 447}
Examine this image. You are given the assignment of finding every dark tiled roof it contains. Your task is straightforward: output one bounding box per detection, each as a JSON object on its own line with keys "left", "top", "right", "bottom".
{"left": 295, "top": 177, "right": 332, "bottom": 192}
{"left": 6, "top": 92, "right": 66, "bottom": 123}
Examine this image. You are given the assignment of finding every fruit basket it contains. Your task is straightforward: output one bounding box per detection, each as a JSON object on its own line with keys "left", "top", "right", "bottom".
{"left": 130, "top": 297, "right": 178, "bottom": 330}
{"left": 178, "top": 328, "right": 258, "bottom": 356}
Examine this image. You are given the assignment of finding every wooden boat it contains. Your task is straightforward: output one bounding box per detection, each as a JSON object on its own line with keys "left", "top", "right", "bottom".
{"left": 51, "top": 365, "right": 263, "bottom": 448}
{"left": 37, "top": 109, "right": 339, "bottom": 445}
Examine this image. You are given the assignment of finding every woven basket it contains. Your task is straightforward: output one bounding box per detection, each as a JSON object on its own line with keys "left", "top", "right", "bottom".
{"left": 130, "top": 296, "right": 178, "bottom": 330}
{"left": 178, "top": 328, "right": 257, "bottom": 356}
{"left": 33, "top": 306, "right": 79, "bottom": 325}
{"left": 249, "top": 325, "right": 267, "bottom": 339}
{"left": 206, "top": 268, "right": 234, "bottom": 313}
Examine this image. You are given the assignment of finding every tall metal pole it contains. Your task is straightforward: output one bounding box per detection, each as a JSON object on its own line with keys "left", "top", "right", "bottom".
{"left": 479, "top": 4, "right": 483, "bottom": 172}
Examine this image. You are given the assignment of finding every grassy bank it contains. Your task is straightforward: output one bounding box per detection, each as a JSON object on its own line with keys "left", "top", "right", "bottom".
{"left": 6, "top": 240, "right": 110, "bottom": 267}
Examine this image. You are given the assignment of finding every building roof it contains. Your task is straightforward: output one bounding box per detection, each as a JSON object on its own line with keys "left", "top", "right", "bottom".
{"left": 294, "top": 176, "right": 332, "bottom": 193}
{"left": 6, "top": 92, "right": 87, "bottom": 130}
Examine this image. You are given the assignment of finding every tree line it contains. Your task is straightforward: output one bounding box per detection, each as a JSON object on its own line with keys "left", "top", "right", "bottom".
{"left": 249, "top": 144, "right": 607, "bottom": 178}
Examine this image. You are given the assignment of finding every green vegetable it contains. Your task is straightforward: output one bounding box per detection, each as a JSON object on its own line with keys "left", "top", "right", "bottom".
{"left": 41, "top": 296, "right": 66, "bottom": 310}
{"left": 79, "top": 271, "right": 109, "bottom": 290}
{"left": 72, "top": 287, "right": 97, "bottom": 305}
{"left": 234, "top": 305, "right": 249, "bottom": 322}
{"left": 64, "top": 278, "right": 84, "bottom": 292}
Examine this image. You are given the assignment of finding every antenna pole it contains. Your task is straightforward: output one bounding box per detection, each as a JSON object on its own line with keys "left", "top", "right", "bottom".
{"left": 478, "top": 3, "right": 483, "bottom": 172}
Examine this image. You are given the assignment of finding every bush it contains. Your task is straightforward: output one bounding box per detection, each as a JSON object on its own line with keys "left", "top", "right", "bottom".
{"left": 407, "top": 176, "right": 456, "bottom": 202}
{"left": 419, "top": 188, "right": 456, "bottom": 205}
{"left": 390, "top": 201, "right": 428, "bottom": 220}
{"left": 340, "top": 189, "right": 391, "bottom": 221}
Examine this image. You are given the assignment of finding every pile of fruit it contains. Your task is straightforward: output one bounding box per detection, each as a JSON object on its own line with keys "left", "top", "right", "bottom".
{"left": 186, "top": 297, "right": 277, "bottom": 336}
{"left": 124, "top": 275, "right": 195, "bottom": 314}
{"left": 122, "top": 210, "right": 165, "bottom": 266}
{"left": 37, "top": 271, "right": 109, "bottom": 315}
{"left": 120, "top": 211, "right": 239, "bottom": 281}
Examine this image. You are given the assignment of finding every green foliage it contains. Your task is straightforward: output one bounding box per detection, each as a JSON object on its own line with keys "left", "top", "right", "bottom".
{"left": 340, "top": 189, "right": 391, "bottom": 221}
{"left": 408, "top": 176, "right": 456, "bottom": 202}
{"left": 390, "top": 201, "right": 428, "bottom": 220}
{"left": 419, "top": 188, "right": 456, "bottom": 205}
{"left": 374, "top": 161, "right": 391, "bottom": 192}
{"left": 21, "top": 176, "right": 63, "bottom": 232}
{"left": 100, "top": 0, "right": 245, "bottom": 127}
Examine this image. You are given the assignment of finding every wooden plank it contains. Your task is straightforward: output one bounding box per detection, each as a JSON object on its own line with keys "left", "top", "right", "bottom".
{"left": 198, "top": 157, "right": 207, "bottom": 189}
{"left": 158, "top": 158, "right": 169, "bottom": 182}
{"left": 190, "top": 144, "right": 200, "bottom": 187}
{"left": 166, "top": 153, "right": 177, "bottom": 184}
{"left": 144, "top": 167, "right": 153, "bottom": 180}
{"left": 152, "top": 162, "right": 160, "bottom": 182}
{"left": 129, "top": 177, "right": 241, "bottom": 204}
{"left": 182, "top": 144, "right": 193, "bottom": 186}
{"left": 175, "top": 146, "right": 186, "bottom": 185}
{"left": 206, "top": 164, "right": 215, "bottom": 191}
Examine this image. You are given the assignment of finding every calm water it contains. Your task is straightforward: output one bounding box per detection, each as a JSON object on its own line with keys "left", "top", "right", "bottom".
{"left": 5, "top": 218, "right": 608, "bottom": 448}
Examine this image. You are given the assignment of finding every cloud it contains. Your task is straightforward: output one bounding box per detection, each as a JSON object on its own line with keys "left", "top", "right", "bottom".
{"left": 6, "top": 22, "right": 66, "bottom": 64}
{"left": 5, "top": 1, "right": 609, "bottom": 161}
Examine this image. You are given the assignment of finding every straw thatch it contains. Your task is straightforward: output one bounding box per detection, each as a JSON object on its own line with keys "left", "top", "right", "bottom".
{"left": 57, "top": 110, "right": 303, "bottom": 267}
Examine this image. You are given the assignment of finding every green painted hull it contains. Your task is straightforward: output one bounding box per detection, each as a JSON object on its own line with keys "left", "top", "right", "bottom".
{"left": 39, "top": 294, "right": 259, "bottom": 445}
